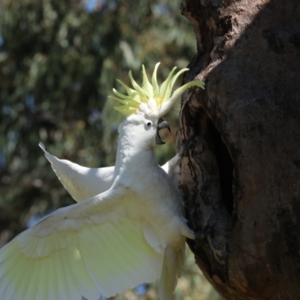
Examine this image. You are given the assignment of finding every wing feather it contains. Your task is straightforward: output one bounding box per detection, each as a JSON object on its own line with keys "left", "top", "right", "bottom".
{"left": 36, "top": 257, "right": 48, "bottom": 300}
{"left": 55, "top": 255, "right": 72, "bottom": 300}
{"left": 39, "top": 143, "right": 114, "bottom": 201}
{"left": 12, "top": 262, "right": 26, "bottom": 299}
{"left": 62, "top": 247, "right": 83, "bottom": 300}
{"left": 67, "top": 234, "right": 100, "bottom": 300}
{"left": 22, "top": 258, "right": 36, "bottom": 300}
{"left": 1, "top": 281, "right": 13, "bottom": 300}
{"left": 0, "top": 252, "right": 21, "bottom": 299}
{"left": 0, "top": 186, "right": 164, "bottom": 300}
{"left": 46, "top": 254, "right": 57, "bottom": 300}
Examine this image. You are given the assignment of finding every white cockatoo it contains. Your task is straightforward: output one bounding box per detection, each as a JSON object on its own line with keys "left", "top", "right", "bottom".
{"left": 38, "top": 142, "right": 183, "bottom": 202}
{"left": 0, "top": 63, "right": 204, "bottom": 300}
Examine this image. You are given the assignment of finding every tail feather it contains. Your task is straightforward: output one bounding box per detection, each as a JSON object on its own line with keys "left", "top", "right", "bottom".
{"left": 158, "top": 245, "right": 185, "bottom": 300}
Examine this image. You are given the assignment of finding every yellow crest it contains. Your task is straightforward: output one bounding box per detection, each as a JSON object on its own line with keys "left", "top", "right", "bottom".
{"left": 109, "top": 63, "right": 205, "bottom": 117}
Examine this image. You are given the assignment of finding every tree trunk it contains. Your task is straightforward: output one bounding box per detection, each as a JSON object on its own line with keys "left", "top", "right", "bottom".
{"left": 178, "top": 0, "right": 300, "bottom": 299}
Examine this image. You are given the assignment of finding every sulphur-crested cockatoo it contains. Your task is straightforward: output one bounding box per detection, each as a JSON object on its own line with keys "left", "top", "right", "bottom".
{"left": 38, "top": 142, "right": 182, "bottom": 202}
{"left": 0, "top": 63, "right": 204, "bottom": 300}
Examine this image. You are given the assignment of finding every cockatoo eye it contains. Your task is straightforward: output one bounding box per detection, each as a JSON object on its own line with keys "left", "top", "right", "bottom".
{"left": 146, "top": 121, "right": 152, "bottom": 127}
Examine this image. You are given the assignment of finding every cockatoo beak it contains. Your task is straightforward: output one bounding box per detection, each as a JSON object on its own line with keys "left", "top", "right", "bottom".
{"left": 156, "top": 118, "right": 171, "bottom": 145}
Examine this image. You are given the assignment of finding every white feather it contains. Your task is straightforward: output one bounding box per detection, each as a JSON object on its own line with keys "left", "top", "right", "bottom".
{"left": 39, "top": 142, "right": 114, "bottom": 201}
{"left": 0, "top": 107, "right": 195, "bottom": 300}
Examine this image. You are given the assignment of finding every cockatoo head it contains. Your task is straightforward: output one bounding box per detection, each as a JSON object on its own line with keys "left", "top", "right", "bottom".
{"left": 117, "top": 113, "right": 166, "bottom": 150}
{"left": 110, "top": 63, "right": 204, "bottom": 149}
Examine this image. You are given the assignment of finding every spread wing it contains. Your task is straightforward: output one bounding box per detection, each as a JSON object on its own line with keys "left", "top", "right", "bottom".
{"left": 39, "top": 143, "right": 114, "bottom": 201}
{"left": 0, "top": 185, "right": 163, "bottom": 300}
{"left": 39, "top": 143, "right": 181, "bottom": 202}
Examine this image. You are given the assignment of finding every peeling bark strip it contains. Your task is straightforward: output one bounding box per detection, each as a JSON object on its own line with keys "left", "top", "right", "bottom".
{"left": 179, "top": 0, "right": 300, "bottom": 299}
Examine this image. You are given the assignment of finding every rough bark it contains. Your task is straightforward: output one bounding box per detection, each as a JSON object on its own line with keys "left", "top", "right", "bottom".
{"left": 178, "top": 0, "right": 300, "bottom": 299}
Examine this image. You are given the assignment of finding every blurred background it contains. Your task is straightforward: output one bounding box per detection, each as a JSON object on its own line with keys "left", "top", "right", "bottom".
{"left": 0, "top": 0, "right": 220, "bottom": 299}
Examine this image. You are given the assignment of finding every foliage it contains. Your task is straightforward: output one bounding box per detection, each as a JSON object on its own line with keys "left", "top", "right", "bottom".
{"left": 0, "top": 0, "right": 220, "bottom": 299}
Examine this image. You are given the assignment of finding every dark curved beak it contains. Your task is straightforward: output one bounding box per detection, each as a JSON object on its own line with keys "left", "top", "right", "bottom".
{"left": 156, "top": 118, "right": 171, "bottom": 145}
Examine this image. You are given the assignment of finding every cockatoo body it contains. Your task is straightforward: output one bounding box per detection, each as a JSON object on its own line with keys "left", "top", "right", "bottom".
{"left": 0, "top": 63, "right": 204, "bottom": 300}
